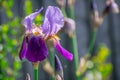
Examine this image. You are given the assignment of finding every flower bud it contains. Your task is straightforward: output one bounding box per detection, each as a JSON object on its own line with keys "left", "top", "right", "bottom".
{"left": 64, "top": 18, "right": 75, "bottom": 37}
{"left": 55, "top": 55, "right": 64, "bottom": 80}
{"left": 43, "top": 60, "right": 54, "bottom": 76}
{"left": 107, "top": 0, "right": 119, "bottom": 13}
{"left": 90, "top": 1, "right": 103, "bottom": 27}
{"left": 76, "top": 57, "right": 86, "bottom": 76}
{"left": 68, "top": 0, "right": 75, "bottom": 7}
{"left": 102, "top": 0, "right": 119, "bottom": 16}
{"left": 56, "top": 74, "right": 62, "bottom": 80}
{"left": 26, "top": 73, "right": 31, "bottom": 80}
{"left": 92, "top": 16, "right": 103, "bottom": 28}
{"left": 76, "top": 54, "right": 90, "bottom": 76}
{"left": 90, "top": 0, "right": 98, "bottom": 12}
{"left": 56, "top": 0, "right": 66, "bottom": 8}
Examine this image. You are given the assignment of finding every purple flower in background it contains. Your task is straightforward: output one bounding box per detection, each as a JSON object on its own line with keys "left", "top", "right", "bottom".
{"left": 19, "top": 6, "right": 73, "bottom": 62}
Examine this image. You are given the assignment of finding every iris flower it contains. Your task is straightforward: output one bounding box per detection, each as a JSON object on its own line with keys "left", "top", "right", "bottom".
{"left": 19, "top": 6, "right": 73, "bottom": 62}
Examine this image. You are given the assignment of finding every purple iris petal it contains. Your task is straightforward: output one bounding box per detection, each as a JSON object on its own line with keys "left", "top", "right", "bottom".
{"left": 22, "top": 7, "right": 43, "bottom": 30}
{"left": 55, "top": 42, "right": 73, "bottom": 61}
{"left": 41, "top": 6, "right": 64, "bottom": 36}
{"left": 19, "top": 36, "right": 27, "bottom": 60}
{"left": 26, "top": 35, "right": 48, "bottom": 62}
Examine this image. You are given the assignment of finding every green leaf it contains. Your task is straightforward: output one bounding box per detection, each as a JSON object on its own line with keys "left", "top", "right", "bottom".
{"left": 24, "top": 0, "right": 32, "bottom": 15}
{"left": 2, "top": 25, "right": 8, "bottom": 33}
{"left": 8, "top": 0, "right": 14, "bottom": 8}
{"left": 14, "top": 57, "right": 21, "bottom": 70}
{"left": 1, "top": 59, "right": 7, "bottom": 68}
{"left": 6, "top": 9, "right": 13, "bottom": 18}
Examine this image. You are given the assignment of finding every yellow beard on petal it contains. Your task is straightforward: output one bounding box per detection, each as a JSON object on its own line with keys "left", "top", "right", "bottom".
{"left": 32, "top": 27, "right": 44, "bottom": 37}
{"left": 46, "top": 35, "right": 60, "bottom": 47}
{"left": 52, "top": 35, "right": 60, "bottom": 41}
{"left": 46, "top": 35, "right": 60, "bottom": 41}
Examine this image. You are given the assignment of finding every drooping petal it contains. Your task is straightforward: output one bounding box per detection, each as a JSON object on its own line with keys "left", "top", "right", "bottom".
{"left": 19, "top": 36, "right": 27, "bottom": 60}
{"left": 54, "top": 42, "right": 73, "bottom": 61}
{"left": 26, "top": 35, "right": 48, "bottom": 62}
{"left": 22, "top": 7, "right": 43, "bottom": 30}
{"left": 41, "top": 6, "right": 64, "bottom": 36}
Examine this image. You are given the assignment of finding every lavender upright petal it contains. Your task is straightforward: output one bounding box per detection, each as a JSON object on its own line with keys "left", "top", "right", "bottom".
{"left": 26, "top": 35, "right": 48, "bottom": 62}
{"left": 19, "top": 36, "right": 27, "bottom": 60}
{"left": 55, "top": 42, "right": 73, "bottom": 61}
{"left": 22, "top": 7, "right": 43, "bottom": 30}
{"left": 41, "top": 6, "right": 64, "bottom": 36}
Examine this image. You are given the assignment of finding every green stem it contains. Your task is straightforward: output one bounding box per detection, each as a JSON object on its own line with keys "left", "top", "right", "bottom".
{"left": 71, "top": 32, "right": 79, "bottom": 70}
{"left": 71, "top": 20, "right": 79, "bottom": 80}
{"left": 68, "top": 6, "right": 79, "bottom": 80}
{"left": 61, "top": 7, "right": 67, "bottom": 17}
{"left": 69, "top": 6, "right": 79, "bottom": 70}
{"left": 61, "top": 6, "right": 79, "bottom": 80}
{"left": 33, "top": 62, "right": 39, "bottom": 80}
{"left": 88, "top": 28, "right": 97, "bottom": 54}
{"left": 34, "top": 68, "right": 38, "bottom": 80}
{"left": 69, "top": 6, "right": 74, "bottom": 19}
{"left": 49, "top": 48, "right": 55, "bottom": 80}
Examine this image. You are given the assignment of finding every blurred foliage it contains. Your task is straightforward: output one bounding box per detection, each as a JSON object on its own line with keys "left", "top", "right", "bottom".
{"left": 0, "top": 0, "right": 22, "bottom": 79}
{"left": 0, "top": 0, "right": 44, "bottom": 80}
{"left": 0, "top": 0, "right": 34, "bottom": 80}
{"left": 82, "top": 44, "right": 112, "bottom": 80}
{"left": 0, "top": 0, "right": 14, "bottom": 18}
{"left": 24, "top": 0, "right": 32, "bottom": 15}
